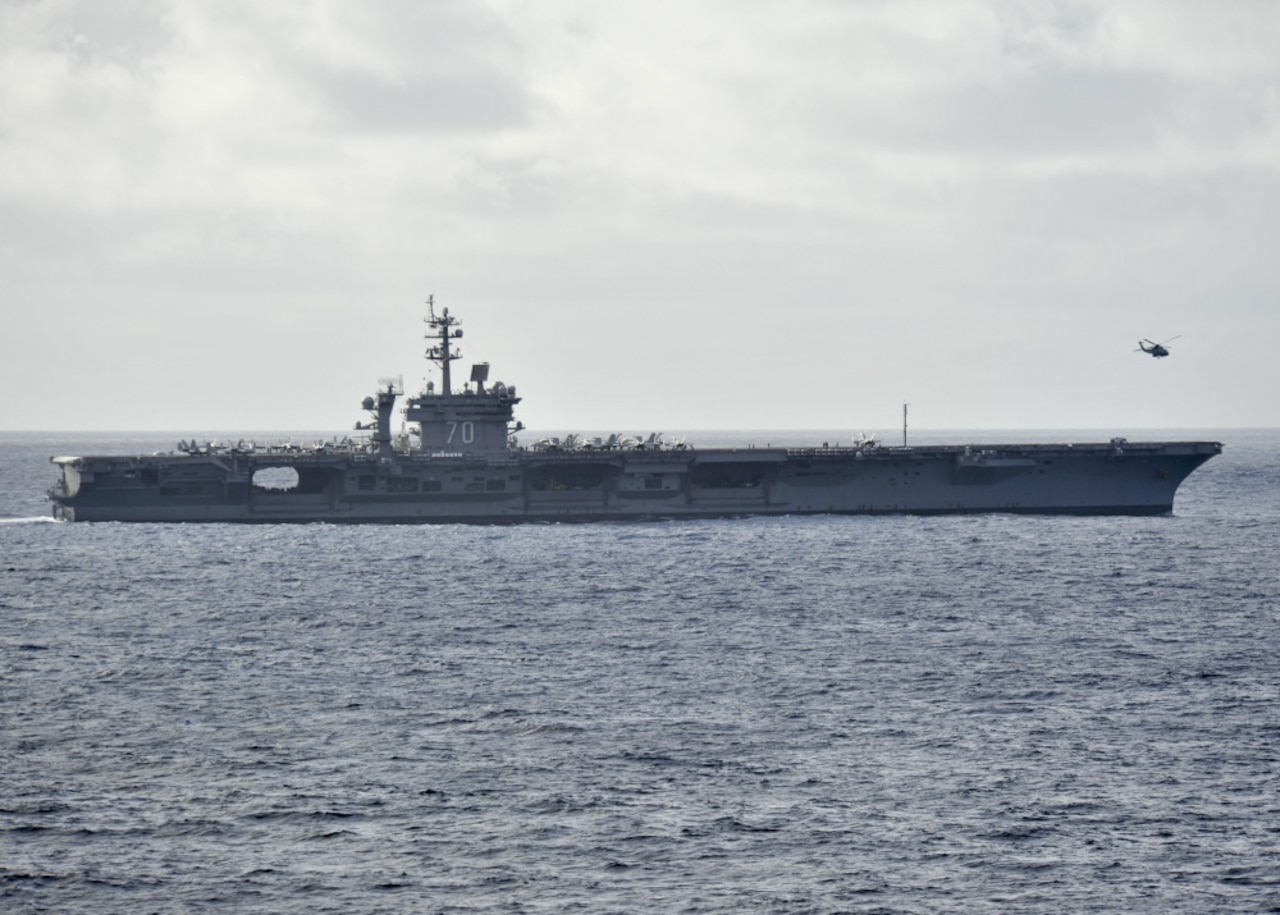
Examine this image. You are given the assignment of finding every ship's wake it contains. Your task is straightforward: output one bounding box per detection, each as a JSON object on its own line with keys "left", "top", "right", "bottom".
{"left": 0, "top": 516, "right": 59, "bottom": 524}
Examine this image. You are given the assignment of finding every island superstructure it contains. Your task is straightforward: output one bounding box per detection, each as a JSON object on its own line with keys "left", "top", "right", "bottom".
{"left": 49, "top": 299, "right": 1222, "bottom": 523}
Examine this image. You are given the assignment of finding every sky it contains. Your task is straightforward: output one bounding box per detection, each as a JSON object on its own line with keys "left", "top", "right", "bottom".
{"left": 3, "top": 0, "right": 1278, "bottom": 434}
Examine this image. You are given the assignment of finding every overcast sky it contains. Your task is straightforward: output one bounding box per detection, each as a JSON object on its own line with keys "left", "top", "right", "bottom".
{"left": 3, "top": 0, "right": 1278, "bottom": 434}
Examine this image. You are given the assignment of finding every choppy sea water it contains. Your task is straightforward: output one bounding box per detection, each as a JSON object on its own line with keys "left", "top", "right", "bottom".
{"left": 2, "top": 429, "right": 1279, "bottom": 914}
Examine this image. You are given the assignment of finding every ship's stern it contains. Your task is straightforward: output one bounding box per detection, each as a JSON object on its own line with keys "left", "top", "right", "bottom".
{"left": 48, "top": 456, "right": 83, "bottom": 520}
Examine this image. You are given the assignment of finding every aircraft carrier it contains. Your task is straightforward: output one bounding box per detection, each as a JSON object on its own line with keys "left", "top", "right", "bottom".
{"left": 49, "top": 301, "right": 1221, "bottom": 523}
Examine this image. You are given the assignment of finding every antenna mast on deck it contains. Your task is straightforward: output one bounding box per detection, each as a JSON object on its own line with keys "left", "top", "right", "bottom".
{"left": 425, "top": 295, "right": 463, "bottom": 395}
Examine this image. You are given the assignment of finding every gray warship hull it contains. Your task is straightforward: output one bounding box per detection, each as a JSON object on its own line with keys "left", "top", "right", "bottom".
{"left": 50, "top": 439, "right": 1220, "bottom": 523}
{"left": 47, "top": 300, "right": 1221, "bottom": 523}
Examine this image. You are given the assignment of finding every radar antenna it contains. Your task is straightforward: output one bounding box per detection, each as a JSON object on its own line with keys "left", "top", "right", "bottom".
{"left": 424, "top": 295, "right": 463, "bottom": 395}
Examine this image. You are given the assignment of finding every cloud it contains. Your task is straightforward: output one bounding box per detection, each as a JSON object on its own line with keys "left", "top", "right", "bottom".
{"left": 1, "top": 0, "right": 1278, "bottom": 429}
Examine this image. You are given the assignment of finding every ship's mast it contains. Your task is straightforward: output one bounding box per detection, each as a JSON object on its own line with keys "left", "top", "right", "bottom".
{"left": 405, "top": 297, "right": 520, "bottom": 455}
{"left": 424, "top": 295, "right": 463, "bottom": 395}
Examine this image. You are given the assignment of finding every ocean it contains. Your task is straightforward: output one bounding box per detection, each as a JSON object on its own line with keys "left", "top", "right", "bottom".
{"left": 3, "top": 429, "right": 1279, "bottom": 913}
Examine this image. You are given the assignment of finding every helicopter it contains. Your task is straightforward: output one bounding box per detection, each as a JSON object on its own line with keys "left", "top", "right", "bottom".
{"left": 1136, "top": 336, "right": 1180, "bottom": 358}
